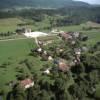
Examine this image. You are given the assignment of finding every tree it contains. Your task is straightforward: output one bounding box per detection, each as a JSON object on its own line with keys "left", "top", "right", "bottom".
{"left": 27, "top": 87, "right": 34, "bottom": 100}
{"left": 12, "top": 84, "right": 26, "bottom": 100}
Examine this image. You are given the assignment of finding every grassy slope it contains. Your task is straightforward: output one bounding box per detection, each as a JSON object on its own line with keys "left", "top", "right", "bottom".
{"left": 0, "top": 18, "right": 37, "bottom": 32}
{"left": 0, "top": 39, "right": 33, "bottom": 90}
{"left": 0, "top": 38, "right": 49, "bottom": 93}
{"left": 0, "top": 18, "right": 23, "bottom": 32}
{"left": 0, "top": 38, "right": 35, "bottom": 62}
{"left": 0, "top": 17, "right": 50, "bottom": 33}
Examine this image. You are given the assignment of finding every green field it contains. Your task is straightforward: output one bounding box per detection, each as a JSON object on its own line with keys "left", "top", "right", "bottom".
{"left": 0, "top": 38, "right": 35, "bottom": 62}
{"left": 83, "top": 31, "right": 100, "bottom": 45}
{"left": 0, "top": 17, "right": 50, "bottom": 33}
{"left": 0, "top": 18, "right": 23, "bottom": 32}
{"left": 0, "top": 39, "right": 33, "bottom": 90}
{"left": 0, "top": 38, "right": 51, "bottom": 95}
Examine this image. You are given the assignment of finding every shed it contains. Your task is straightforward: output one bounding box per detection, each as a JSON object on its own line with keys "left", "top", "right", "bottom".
{"left": 20, "top": 78, "right": 34, "bottom": 89}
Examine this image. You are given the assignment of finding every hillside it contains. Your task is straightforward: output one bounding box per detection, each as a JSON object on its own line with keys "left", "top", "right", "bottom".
{"left": 0, "top": 0, "right": 90, "bottom": 9}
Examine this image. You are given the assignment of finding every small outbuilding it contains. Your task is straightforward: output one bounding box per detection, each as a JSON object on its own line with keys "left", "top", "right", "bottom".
{"left": 20, "top": 78, "right": 34, "bottom": 89}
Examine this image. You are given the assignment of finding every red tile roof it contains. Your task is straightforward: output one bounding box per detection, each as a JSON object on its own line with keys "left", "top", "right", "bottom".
{"left": 20, "top": 79, "right": 33, "bottom": 87}
{"left": 58, "top": 59, "right": 70, "bottom": 72}
{"left": 59, "top": 32, "right": 72, "bottom": 40}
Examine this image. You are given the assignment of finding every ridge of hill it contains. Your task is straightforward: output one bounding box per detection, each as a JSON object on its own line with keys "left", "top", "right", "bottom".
{"left": 0, "top": 0, "right": 90, "bottom": 9}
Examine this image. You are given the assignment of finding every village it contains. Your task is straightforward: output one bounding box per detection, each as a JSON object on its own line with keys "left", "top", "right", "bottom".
{"left": 0, "top": 24, "right": 99, "bottom": 100}
{"left": 0, "top": 0, "right": 100, "bottom": 99}
{"left": 7, "top": 28, "right": 88, "bottom": 90}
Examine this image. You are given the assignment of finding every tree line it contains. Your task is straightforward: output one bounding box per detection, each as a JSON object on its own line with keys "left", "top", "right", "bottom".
{"left": 0, "top": 32, "right": 15, "bottom": 37}
{"left": 0, "top": 6, "right": 100, "bottom": 25}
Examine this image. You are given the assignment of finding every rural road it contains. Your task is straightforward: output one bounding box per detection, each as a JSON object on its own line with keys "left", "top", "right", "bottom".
{"left": 0, "top": 34, "right": 57, "bottom": 43}
{"left": 0, "top": 37, "right": 30, "bottom": 42}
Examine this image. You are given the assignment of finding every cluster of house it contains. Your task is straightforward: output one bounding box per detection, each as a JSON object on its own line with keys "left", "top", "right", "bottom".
{"left": 42, "top": 58, "right": 70, "bottom": 75}
{"left": 59, "top": 31, "right": 80, "bottom": 39}
{"left": 31, "top": 40, "right": 54, "bottom": 61}
{"left": 13, "top": 57, "right": 70, "bottom": 90}
{"left": 10, "top": 30, "right": 88, "bottom": 90}
{"left": 59, "top": 31, "right": 80, "bottom": 45}
{"left": 59, "top": 31, "right": 83, "bottom": 63}
{"left": 31, "top": 31, "right": 84, "bottom": 74}
{"left": 32, "top": 47, "right": 53, "bottom": 61}
{"left": 18, "top": 35, "right": 87, "bottom": 90}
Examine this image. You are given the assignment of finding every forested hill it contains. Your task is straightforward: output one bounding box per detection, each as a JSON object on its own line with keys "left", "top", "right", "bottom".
{"left": 0, "top": 0, "right": 90, "bottom": 9}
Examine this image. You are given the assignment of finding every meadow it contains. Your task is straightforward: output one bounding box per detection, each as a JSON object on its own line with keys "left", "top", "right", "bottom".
{"left": 0, "top": 38, "right": 51, "bottom": 95}
{"left": 0, "top": 18, "right": 23, "bottom": 32}
{"left": 0, "top": 17, "right": 50, "bottom": 33}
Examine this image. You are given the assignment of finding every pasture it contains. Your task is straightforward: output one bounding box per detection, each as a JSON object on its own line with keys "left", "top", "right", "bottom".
{"left": 0, "top": 17, "right": 50, "bottom": 33}
{"left": 0, "top": 38, "right": 50, "bottom": 94}
{"left": 0, "top": 18, "right": 23, "bottom": 32}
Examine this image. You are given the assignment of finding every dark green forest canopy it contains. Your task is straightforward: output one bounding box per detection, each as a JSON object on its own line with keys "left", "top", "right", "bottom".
{"left": 0, "top": 6, "right": 100, "bottom": 24}
{"left": 0, "top": 0, "right": 90, "bottom": 9}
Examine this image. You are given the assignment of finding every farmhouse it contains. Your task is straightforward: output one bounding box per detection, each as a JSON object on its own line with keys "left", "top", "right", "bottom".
{"left": 37, "top": 48, "right": 43, "bottom": 53}
{"left": 74, "top": 48, "right": 81, "bottom": 55}
{"left": 20, "top": 78, "right": 34, "bottom": 89}
{"left": 59, "top": 32, "right": 72, "bottom": 40}
{"left": 16, "top": 28, "right": 25, "bottom": 34}
{"left": 72, "top": 32, "right": 80, "bottom": 38}
{"left": 48, "top": 56, "right": 53, "bottom": 61}
{"left": 58, "top": 59, "right": 70, "bottom": 72}
{"left": 73, "top": 48, "right": 81, "bottom": 63}
{"left": 51, "top": 29, "right": 64, "bottom": 34}
{"left": 54, "top": 59, "right": 70, "bottom": 72}
{"left": 43, "top": 68, "right": 51, "bottom": 74}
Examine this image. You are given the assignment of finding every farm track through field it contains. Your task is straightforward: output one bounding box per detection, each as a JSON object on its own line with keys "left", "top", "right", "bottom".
{"left": 0, "top": 34, "right": 57, "bottom": 42}
{"left": 0, "top": 37, "right": 29, "bottom": 42}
